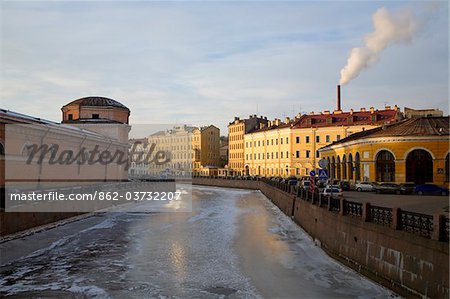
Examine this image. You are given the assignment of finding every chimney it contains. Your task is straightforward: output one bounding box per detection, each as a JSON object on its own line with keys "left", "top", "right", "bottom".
{"left": 337, "top": 85, "right": 341, "bottom": 111}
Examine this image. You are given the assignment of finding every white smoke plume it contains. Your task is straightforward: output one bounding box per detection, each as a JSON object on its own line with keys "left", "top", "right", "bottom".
{"left": 339, "top": 7, "right": 418, "bottom": 85}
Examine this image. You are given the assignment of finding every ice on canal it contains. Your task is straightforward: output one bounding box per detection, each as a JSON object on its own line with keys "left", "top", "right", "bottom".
{"left": 0, "top": 186, "right": 397, "bottom": 298}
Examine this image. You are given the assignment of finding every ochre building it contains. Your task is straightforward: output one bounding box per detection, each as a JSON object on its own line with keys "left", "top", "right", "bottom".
{"left": 319, "top": 117, "right": 449, "bottom": 186}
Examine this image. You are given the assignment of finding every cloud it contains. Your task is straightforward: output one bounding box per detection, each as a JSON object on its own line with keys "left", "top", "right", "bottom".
{"left": 0, "top": 1, "right": 448, "bottom": 133}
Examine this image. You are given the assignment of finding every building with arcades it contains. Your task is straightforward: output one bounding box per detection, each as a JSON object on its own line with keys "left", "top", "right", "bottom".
{"left": 318, "top": 117, "right": 449, "bottom": 186}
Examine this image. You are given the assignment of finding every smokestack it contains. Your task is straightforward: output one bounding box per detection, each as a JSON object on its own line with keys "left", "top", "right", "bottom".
{"left": 337, "top": 85, "right": 341, "bottom": 111}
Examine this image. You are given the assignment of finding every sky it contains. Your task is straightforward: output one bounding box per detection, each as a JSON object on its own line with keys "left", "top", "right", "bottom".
{"left": 1, "top": 1, "right": 448, "bottom": 134}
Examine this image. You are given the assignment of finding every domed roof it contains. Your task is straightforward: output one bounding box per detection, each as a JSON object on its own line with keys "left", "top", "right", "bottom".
{"left": 65, "top": 96, "right": 129, "bottom": 110}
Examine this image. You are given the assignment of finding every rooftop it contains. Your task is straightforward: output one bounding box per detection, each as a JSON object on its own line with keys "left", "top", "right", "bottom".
{"left": 320, "top": 116, "right": 450, "bottom": 149}
{"left": 293, "top": 107, "right": 400, "bottom": 129}
{"left": 63, "top": 96, "right": 129, "bottom": 110}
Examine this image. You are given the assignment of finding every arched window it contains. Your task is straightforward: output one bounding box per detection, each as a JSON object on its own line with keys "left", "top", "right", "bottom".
{"left": 406, "top": 149, "right": 433, "bottom": 184}
{"left": 355, "top": 152, "right": 361, "bottom": 181}
{"left": 376, "top": 150, "right": 395, "bottom": 182}
{"left": 337, "top": 156, "right": 341, "bottom": 180}
{"left": 342, "top": 155, "right": 347, "bottom": 180}
{"left": 348, "top": 153, "right": 353, "bottom": 180}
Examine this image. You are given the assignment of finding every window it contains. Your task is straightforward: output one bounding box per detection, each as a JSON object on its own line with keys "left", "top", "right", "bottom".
{"left": 306, "top": 136, "right": 310, "bottom": 143}
{"left": 296, "top": 136, "right": 300, "bottom": 144}
{"left": 326, "top": 135, "right": 330, "bottom": 143}
{"left": 276, "top": 152, "right": 278, "bottom": 158}
{"left": 281, "top": 138, "right": 283, "bottom": 145}
{"left": 286, "top": 151, "right": 289, "bottom": 158}
{"left": 316, "top": 150, "right": 320, "bottom": 158}
{"left": 306, "top": 150, "right": 310, "bottom": 158}
{"left": 286, "top": 137, "right": 289, "bottom": 144}
{"left": 296, "top": 151, "right": 300, "bottom": 158}
{"left": 267, "top": 140, "right": 269, "bottom": 145}
{"left": 271, "top": 139, "right": 274, "bottom": 145}
{"left": 258, "top": 141, "right": 260, "bottom": 147}
{"left": 336, "top": 135, "right": 341, "bottom": 141}
{"left": 92, "top": 114, "right": 99, "bottom": 119}
{"left": 281, "top": 152, "right": 284, "bottom": 158}
{"left": 276, "top": 139, "right": 278, "bottom": 145}
{"left": 68, "top": 114, "right": 73, "bottom": 120}
{"left": 316, "top": 136, "right": 320, "bottom": 143}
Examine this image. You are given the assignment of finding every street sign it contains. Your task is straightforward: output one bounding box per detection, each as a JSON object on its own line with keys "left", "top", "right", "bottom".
{"left": 318, "top": 158, "right": 328, "bottom": 169}
{"left": 309, "top": 170, "right": 316, "bottom": 177}
{"left": 318, "top": 169, "right": 328, "bottom": 180}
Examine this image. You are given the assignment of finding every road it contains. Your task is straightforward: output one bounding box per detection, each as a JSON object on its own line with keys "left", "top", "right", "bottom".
{"left": 0, "top": 186, "right": 396, "bottom": 298}
{"left": 344, "top": 191, "right": 449, "bottom": 215}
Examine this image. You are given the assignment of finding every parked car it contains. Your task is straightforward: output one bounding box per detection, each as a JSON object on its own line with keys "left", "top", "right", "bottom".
{"left": 396, "top": 183, "right": 416, "bottom": 195}
{"left": 340, "top": 181, "right": 351, "bottom": 191}
{"left": 325, "top": 184, "right": 342, "bottom": 193}
{"left": 374, "top": 183, "right": 399, "bottom": 194}
{"left": 355, "top": 182, "right": 374, "bottom": 192}
{"left": 323, "top": 188, "right": 343, "bottom": 198}
{"left": 414, "top": 184, "right": 449, "bottom": 196}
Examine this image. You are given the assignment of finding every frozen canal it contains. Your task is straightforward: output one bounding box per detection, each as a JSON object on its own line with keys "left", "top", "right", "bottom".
{"left": 0, "top": 186, "right": 396, "bottom": 298}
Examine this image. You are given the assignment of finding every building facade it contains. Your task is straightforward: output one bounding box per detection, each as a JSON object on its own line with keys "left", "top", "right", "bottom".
{"left": 319, "top": 117, "right": 450, "bottom": 186}
{"left": 244, "top": 118, "right": 292, "bottom": 177}
{"left": 228, "top": 115, "right": 268, "bottom": 176}
{"left": 193, "top": 125, "right": 221, "bottom": 172}
{"left": 291, "top": 106, "right": 402, "bottom": 177}
{"left": 238, "top": 106, "right": 401, "bottom": 178}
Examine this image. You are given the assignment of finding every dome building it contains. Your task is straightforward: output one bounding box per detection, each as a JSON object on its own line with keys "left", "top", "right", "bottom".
{"left": 61, "top": 96, "right": 130, "bottom": 124}
{"left": 61, "top": 96, "right": 131, "bottom": 143}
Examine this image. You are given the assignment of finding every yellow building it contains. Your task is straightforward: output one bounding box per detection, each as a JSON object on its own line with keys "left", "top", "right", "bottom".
{"left": 228, "top": 115, "right": 268, "bottom": 176}
{"left": 241, "top": 106, "right": 402, "bottom": 178}
{"left": 291, "top": 106, "right": 402, "bottom": 177}
{"left": 244, "top": 118, "right": 292, "bottom": 177}
{"left": 318, "top": 117, "right": 449, "bottom": 186}
{"left": 192, "top": 125, "right": 221, "bottom": 171}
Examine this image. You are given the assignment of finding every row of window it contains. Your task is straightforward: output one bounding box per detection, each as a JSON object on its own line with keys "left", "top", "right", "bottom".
{"left": 246, "top": 134, "right": 342, "bottom": 148}
{"left": 229, "top": 125, "right": 242, "bottom": 134}
{"left": 245, "top": 150, "right": 320, "bottom": 160}
{"left": 229, "top": 152, "right": 243, "bottom": 159}
{"left": 246, "top": 137, "right": 289, "bottom": 148}
{"left": 230, "top": 143, "right": 243, "bottom": 150}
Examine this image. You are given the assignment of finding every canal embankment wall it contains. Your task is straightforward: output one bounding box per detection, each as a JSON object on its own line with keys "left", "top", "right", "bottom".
{"left": 193, "top": 177, "right": 449, "bottom": 299}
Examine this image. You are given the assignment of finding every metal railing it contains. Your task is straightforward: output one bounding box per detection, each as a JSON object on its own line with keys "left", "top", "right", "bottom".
{"left": 344, "top": 201, "right": 363, "bottom": 217}
{"left": 369, "top": 205, "right": 393, "bottom": 227}
{"left": 400, "top": 211, "right": 433, "bottom": 239}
